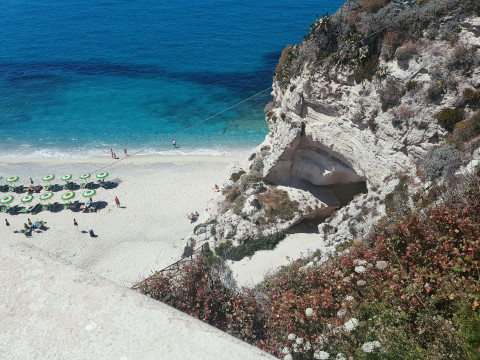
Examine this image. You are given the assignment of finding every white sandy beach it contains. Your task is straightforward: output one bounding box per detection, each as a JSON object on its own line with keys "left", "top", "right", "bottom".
{"left": 0, "top": 154, "right": 243, "bottom": 287}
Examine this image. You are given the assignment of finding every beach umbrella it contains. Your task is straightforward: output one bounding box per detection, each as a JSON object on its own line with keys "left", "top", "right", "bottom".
{"left": 21, "top": 195, "right": 34, "bottom": 204}
{"left": 74, "top": 218, "right": 78, "bottom": 227}
{"left": 96, "top": 172, "right": 109, "bottom": 180}
{"left": 0, "top": 176, "right": 2, "bottom": 180}
{"left": 42, "top": 174, "right": 55, "bottom": 182}
{"left": 61, "top": 191, "right": 76, "bottom": 202}
{"left": 79, "top": 173, "right": 91, "bottom": 180}
{"left": 82, "top": 189, "right": 97, "bottom": 199}
{"left": 39, "top": 192, "right": 54, "bottom": 201}
{"left": 6, "top": 176, "right": 19, "bottom": 184}
{"left": 0, "top": 195, "right": 14, "bottom": 205}
{"left": 61, "top": 174, "right": 73, "bottom": 182}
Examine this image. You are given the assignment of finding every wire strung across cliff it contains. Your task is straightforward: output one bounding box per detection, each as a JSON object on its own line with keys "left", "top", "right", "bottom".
{"left": 91, "top": 5, "right": 409, "bottom": 175}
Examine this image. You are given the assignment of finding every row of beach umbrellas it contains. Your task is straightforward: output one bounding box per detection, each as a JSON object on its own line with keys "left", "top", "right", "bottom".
{"left": 0, "top": 172, "right": 109, "bottom": 184}
{"left": 0, "top": 189, "right": 97, "bottom": 206}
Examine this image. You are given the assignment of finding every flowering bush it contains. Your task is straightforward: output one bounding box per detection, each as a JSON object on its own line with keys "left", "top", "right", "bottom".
{"left": 137, "top": 168, "right": 480, "bottom": 359}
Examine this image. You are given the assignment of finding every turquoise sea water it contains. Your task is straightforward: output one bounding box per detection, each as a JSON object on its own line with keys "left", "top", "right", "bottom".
{"left": 0, "top": 0, "right": 340, "bottom": 158}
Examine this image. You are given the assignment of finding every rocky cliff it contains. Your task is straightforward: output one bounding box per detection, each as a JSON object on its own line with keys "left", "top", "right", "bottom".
{"left": 187, "top": 0, "right": 480, "bottom": 256}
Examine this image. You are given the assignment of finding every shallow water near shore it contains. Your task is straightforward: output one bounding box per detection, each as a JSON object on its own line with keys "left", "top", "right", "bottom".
{"left": 0, "top": 0, "right": 340, "bottom": 158}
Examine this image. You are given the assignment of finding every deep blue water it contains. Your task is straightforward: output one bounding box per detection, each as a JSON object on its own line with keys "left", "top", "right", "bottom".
{"left": 0, "top": 0, "right": 340, "bottom": 158}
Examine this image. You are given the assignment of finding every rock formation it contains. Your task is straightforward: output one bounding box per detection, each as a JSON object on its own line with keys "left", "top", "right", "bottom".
{"left": 187, "top": 0, "right": 480, "bottom": 256}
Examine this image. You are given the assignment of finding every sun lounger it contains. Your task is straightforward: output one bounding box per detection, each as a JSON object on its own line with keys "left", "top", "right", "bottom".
{"left": 67, "top": 200, "right": 79, "bottom": 211}
{"left": 86, "top": 182, "right": 95, "bottom": 189}
{"left": 44, "top": 202, "right": 59, "bottom": 211}
{"left": 7, "top": 205, "right": 19, "bottom": 214}
{"left": 18, "top": 205, "right": 34, "bottom": 214}
{"left": 0, "top": 185, "right": 9, "bottom": 192}
{"left": 89, "top": 203, "right": 99, "bottom": 212}
{"left": 65, "top": 182, "right": 76, "bottom": 190}
{"left": 1, "top": 206, "right": 9, "bottom": 213}
{"left": 19, "top": 229, "right": 32, "bottom": 237}
{"left": 30, "top": 203, "right": 43, "bottom": 215}
{"left": 100, "top": 181, "right": 114, "bottom": 189}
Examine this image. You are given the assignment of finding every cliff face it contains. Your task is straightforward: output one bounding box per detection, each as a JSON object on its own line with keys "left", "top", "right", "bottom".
{"left": 189, "top": 1, "right": 480, "bottom": 250}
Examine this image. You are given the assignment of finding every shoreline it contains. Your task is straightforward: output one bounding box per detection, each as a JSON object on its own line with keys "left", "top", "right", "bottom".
{"left": 0, "top": 154, "right": 243, "bottom": 286}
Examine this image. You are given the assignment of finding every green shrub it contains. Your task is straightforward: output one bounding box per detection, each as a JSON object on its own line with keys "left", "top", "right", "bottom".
{"left": 453, "top": 302, "right": 480, "bottom": 359}
{"left": 423, "top": 145, "right": 461, "bottom": 179}
{"left": 448, "top": 45, "right": 478, "bottom": 76}
{"left": 463, "top": 88, "right": 480, "bottom": 108}
{"left": 435, "top": 107, "right": 465, "bottom": 131}
{"left": 230, "top": 170, "right": 246, "bottom": 183}
{"left": 453, "top": 112, "right": 480, "bottom": 142}
{"left": 193, "top": 219, "right": 218, "bottom": 234}
{"left": 379, "top": 79, "right": 406, "bottom": 109}
{"left": 217, "top": 232, "right": 286, "bottom": 261}
{"left": 362, "top": 0, "right": 389, "bottom": 13}
{"left": 257, "top": 188, "right": 300, "bottom": 222}
{"left": 214, "top": 240, "right": 233, "bottom": 258}
{"left": 367, "top": 118, "right": 378, "bottom": 131}
{"left": 225, "top": 186, "right": 241, "bottom": 202}
{"left": 395, "top": 41, "right": 417, "bottom": 61}
{"left": 426, "top": 81, "right": 446, "bottom": 102}
{"left": 354, "top": 56, "right": 379, "bottom": 84}
{"left": 406, "top": 80, "right": 419, "bottom": 92}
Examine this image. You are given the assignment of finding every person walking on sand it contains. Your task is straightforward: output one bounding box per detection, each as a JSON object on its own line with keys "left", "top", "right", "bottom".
{"left": 173, "top": 140, "right": 176, "bottom": 148}
{"left": 30, "top": 177, "right": 34, "bottom": 185}
{"left": 124, "top": 148, "right": 127, "bottom": 156}
{"left": 115, "top": 196, "right": 120, "bottom": 208}
{"left": 110, "top": 149, "right": 114, "bottom": 158}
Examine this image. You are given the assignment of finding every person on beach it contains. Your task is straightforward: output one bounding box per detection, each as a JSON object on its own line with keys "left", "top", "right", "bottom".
{"left": 110, "top": 149, "right": 114, "bottom": 158}
{"left": 113, "top": 152, "right": 117, "bottom": 159}
{"left": 173, "top": 140, "right": 176, "bottom": 148}
{"left": 24, "top": 223, "right": 30, "bottom": 230}
{"left": 124, "top": 148, "right": 127, "bottom": 156}
{"left": 115, "top": 196, "right": 120, "bottom": 208}
{"left": 30, "top": 177, "right": 33, "bottom": 185}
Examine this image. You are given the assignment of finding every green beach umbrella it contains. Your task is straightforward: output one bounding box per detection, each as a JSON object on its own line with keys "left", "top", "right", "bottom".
{"left": 82, "top": 189, "right": 97, "bottom": 198}
{"left": 21, "top": 195, "right": 34, "bottom": 204}
{"left": 6, "top": 176, "right": 19, "bottom": 183}
{"left": 0, "top": 195, "right": 14, "bottom": 205}
{"left": 61, "top": 191, "right": 76, "bottom": 202}
{"left": 96, "top": 172, "right": 109, "bottom": 180}
{"left": 61, "top": 174, "right": 73, "bottom": 182}
{"left": 42, "top": 174, "right": 56, "bottom": 182}
{"left": 0, "top": 176, "right": 2, "bottom": 180}
{"left": 79, "top": 173, "right": 91, "bottom": 180}
{"left": 39, "top": 192, "right": 54, "bottom": 201}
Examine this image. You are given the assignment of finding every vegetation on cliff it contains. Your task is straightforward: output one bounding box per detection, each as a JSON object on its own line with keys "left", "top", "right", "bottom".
{"left": 138, "top": 166, "right": 480, "bottom": 359}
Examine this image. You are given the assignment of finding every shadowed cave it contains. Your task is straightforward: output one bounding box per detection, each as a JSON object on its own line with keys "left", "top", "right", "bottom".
{"left": 264, "top": 135, "right": 368, "bottom": 233}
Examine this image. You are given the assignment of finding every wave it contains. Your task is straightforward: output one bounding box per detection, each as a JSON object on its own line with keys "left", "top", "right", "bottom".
{"left": 0, "top": 144, "right": 255, "bottom": 160}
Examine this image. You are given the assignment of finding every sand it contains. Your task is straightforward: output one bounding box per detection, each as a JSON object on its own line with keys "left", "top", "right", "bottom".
{"left": 0, "top": 154, "right": 243, "bottom": 287}
{"left": 228, "top": 233, "right": 325, "bottom": 287}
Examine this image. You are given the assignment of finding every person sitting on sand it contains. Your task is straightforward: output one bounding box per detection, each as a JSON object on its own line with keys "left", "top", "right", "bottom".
{"left": 35, "top": 185, "right": 42, "bottom": 192}
{"left": 28, "top": 185, "right": 34, "bottom": 194}
{"left": 24, "top": 223, "right": 30, "bottom": 230}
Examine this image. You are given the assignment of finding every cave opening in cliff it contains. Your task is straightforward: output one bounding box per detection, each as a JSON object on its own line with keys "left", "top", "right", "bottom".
{"left": 264, "top": 135, "right": 368, "bottom": 234}
{"left": 285, "top": 181, "right": 368, "bottom": 234}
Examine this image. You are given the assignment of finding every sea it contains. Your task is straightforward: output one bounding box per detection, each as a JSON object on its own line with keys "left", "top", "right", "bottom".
{"left": 0, "top": 0, "right": 340, "bottom": 159}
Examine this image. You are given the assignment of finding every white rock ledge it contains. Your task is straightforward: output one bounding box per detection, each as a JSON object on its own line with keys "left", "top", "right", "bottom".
{"left": 0, "top": 242, "right": 275, "bottom": 360}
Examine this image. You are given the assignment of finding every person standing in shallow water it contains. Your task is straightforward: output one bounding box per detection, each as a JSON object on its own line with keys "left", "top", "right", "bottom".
{"left": 110, "top": 149, "right": 114, "bottom": 158}
{"left": 173, "top": 140, "right": 176, "bottom": 148}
